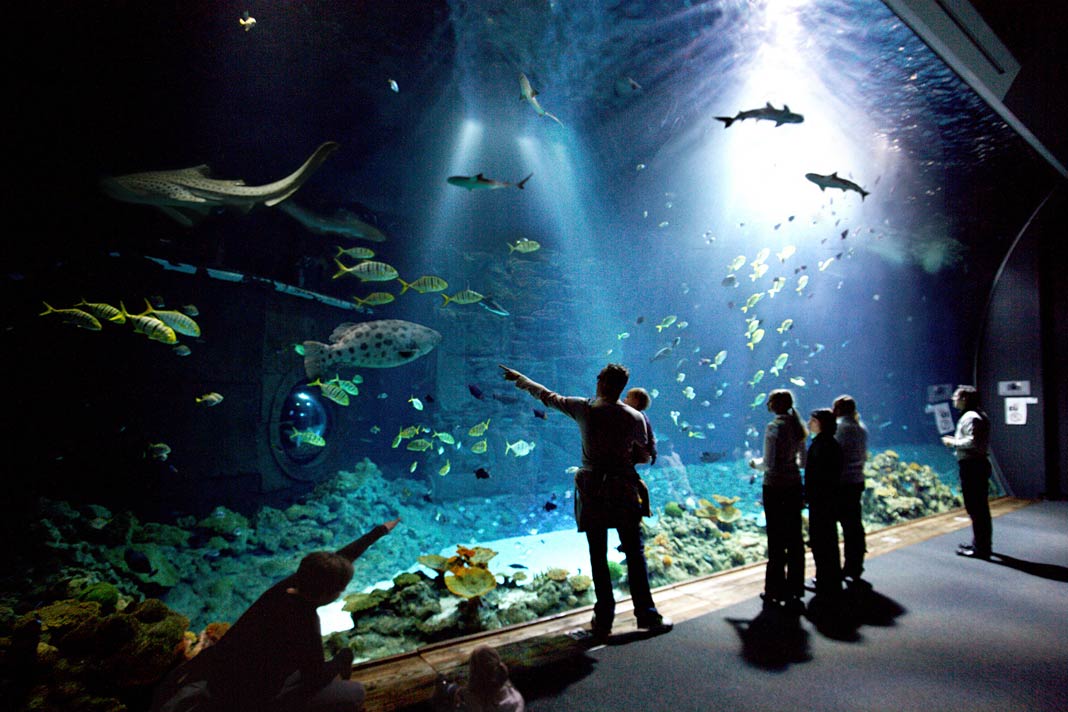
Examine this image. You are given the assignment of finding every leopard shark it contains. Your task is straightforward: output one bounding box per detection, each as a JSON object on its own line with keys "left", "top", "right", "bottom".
{"left": 100, "top": 141, "right": 339, "bottom": 226}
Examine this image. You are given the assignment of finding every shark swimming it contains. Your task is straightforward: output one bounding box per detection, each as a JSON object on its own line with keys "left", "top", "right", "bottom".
{"left": 519, "top": 73, "right": 563, "bottom": 126}
{"left": 714, "top": 103, "right": 804, "bottom": 128}
{"left": 100, "top": 142, "right": 339, "bottom": 226}
{"left": 805, "top": 171, "right": 870, "bottom": 200}
{"left": 278, "top": 201, "right": 387, "bottom": 242}
{"left": 447, "top": 172, "right": 532, "bottom": 191}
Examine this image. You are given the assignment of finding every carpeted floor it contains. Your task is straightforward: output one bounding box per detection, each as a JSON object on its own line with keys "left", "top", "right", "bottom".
{"left": 507, "top": 501, "right": 1068, "bottom": 712}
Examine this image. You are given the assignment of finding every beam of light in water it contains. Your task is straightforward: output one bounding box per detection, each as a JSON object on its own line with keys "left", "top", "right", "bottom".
{"left": 515, "top": 131, "right": 615, "bottom": 337}
{"left": 423, "top": 118, "right": 484, "bottom": 247}
{"left": 655, "top": 0, "right": 906, "bottom": 265}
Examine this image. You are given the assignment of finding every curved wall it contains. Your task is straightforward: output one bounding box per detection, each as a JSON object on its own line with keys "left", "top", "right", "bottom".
{"left": 977, "top": 184, "right": 1066, "bottom": 498}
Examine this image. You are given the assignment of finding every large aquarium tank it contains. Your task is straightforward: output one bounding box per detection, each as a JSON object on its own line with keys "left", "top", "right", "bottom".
{"left": 2, "top": 0, "right": 1061, "bottom": 707}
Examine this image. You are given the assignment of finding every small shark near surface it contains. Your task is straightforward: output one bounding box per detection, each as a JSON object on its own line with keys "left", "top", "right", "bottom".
{"left": 101, "top": 142, "right": 339, "bottom": 226}
{"left": 278, "top": 202, "right": 387, "bottom": 242}
{"left": 519, "top": 73, "right": 563, "bottom": 126}
{"left": 805, "top": 171, "right": 870, "bottom": 200}
{"left": 447, "top": 172, "right": 532, "bottom": 191}
{"left": 715, "top": 103, "right": 804, "bottom": 128}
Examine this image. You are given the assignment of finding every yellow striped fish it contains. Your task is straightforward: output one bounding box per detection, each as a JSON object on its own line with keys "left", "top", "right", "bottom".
{"left": 468, "top": 418, "right": 491, "bottom": 437}
{"left": 353, "top": 292, "right": 395, "bottom": 307}
{"left": 121, "top": 302, "right": 177, "bottom": 343}
{"left": 398, "top": 275, "right": 448, "bottom": 294}
{"left": 139, "top": 300, "right": 201, "bottom": 337}
{"left": 332, "top": 258, "right": 399, "bottom": 282}
{"left": 39, "top": 302, "right": 102, "bottom": 331}
{"left": 75, "top": 298, "right": 125, "bottom": 324}
{"left": 290, "top": 429, "right": 326, "bottom": 447}
{"left": 441, "top": 289, "right": 484, "bottom": 306}
{"left": 335, "top": 245, "right": 376, "bottom": 260}
{"left": 330, "top": 376, "right": 360, "bottom": 396}
{"left": 308, "top": 378, "right": 350, "bottom": 406}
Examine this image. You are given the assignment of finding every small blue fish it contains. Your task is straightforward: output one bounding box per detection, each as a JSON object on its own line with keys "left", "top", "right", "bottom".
{"left": 533, "top": 408, "right": 547, "bottom": 420}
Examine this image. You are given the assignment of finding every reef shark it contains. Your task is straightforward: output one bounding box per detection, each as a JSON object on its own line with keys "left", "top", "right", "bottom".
{"left": 519, "top": 72, "right": 563, "bottom": 126}
{"left": 447, "top": 172, "right": 532, "bottom": 191}
{"left": 278, "top": 201, "right": 387, "bottom": 242}
{"left": 100, "top": 142, "right": 339, "bottom": 226}
{"left": 715, "top": 103, "right": 804, "bottom": 128}
{"left": 805, "top": 171, "right": 870, "bottom": 200}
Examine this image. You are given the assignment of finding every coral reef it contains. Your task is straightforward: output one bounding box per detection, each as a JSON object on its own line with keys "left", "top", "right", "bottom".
{"left": 0, "top": 447, "right": 966, "bottom": 680}
{"left": 0, "top": 595, "right": 190, "bottom": 712}
{"left": 862, "top": 450, "right": 962, "bottom": 524}
{"left": 2, "top": 459, "right": 480, "bottom": 631}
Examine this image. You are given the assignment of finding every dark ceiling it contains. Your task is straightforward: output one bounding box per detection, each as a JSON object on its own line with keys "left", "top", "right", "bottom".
{"left": 969, "top": 0, "right": 1068, "bottom": 171}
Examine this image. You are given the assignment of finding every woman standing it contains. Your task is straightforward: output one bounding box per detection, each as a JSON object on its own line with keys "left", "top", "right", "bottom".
{"left": 942, "top": 385, "right": 993, "bottom": 558}
{"left": 749, "top": 389, "right": 808, "bottom": 613}
{"left": 833, "top": 395, "right": 869, "bottom": 586}
{"left": 805, "top": 409, "right": 844, "bottom": 599}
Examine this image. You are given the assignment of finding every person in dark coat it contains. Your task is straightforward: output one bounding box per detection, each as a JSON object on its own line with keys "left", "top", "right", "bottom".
{"left": 805, "top": 409, "right": 843, "bottom": 598}
{"left": 749, "top": 389, "right": 808, "bottom": 614}
{"left": 832, "top": 395, "right": 870, "bottom": 587}
{"left": 499, "top": 363, "right": 671, "bottom": 639}
{"left": 151, "top": 519, "right": 399, "bottom": 712}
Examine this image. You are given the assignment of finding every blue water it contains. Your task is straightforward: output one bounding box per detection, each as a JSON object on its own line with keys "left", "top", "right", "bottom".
{"left": 4, "top": 0, "right": 1047, "bottom": 657}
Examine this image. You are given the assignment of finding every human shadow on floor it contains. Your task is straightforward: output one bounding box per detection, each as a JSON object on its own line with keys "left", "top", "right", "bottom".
{"left": 803, "top": 585, "right": 906, "bottom": 641}
{"left": 727, "top": 607, "right": 811, "bottom": 671}
{"left": 512, "top": 653, "right": 599, "bottom": 703}
{"left": 988, "top": 553, "right": 1068, "bottom": 582}
{"left": 849, "top": 585, "right": 907, "bottom": 627}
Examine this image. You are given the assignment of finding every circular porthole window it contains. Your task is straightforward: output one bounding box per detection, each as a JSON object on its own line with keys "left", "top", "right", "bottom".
{"left": 278, "top": 384, "right": 330, "bottom": 465}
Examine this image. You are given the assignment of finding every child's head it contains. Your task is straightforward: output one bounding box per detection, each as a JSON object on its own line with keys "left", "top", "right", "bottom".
{"left": 467, "top": 645, "right": 510, "bottom": 702}
{"left": 293, "top": 551, "right": 354, "bottom": 604}
{"left": 624, "top": 387, "right": 651, "bottom": 411}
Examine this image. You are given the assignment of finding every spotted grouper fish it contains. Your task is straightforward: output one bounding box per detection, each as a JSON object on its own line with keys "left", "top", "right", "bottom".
{"left": 302, "top": 320, "right": 441, "bottom": 380}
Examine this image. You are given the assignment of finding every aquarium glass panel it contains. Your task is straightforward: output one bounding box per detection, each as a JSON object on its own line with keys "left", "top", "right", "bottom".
{"left": 6, "top": 0, "right": 1060, "bottom": 674}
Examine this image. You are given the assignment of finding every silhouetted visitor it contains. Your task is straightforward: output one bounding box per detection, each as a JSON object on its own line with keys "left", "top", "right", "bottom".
{"left": 500, "top": 363, "right": 672, "bottom": 638}
{"left": 942, "top": 385, "right": 992, "bottom": 558}
{"left": 749, "top": 389, "right": 808, "bottom": 614}
{"left": 833, "top": 394, "right": 870, "bottom": 587}
{"left": 440, "top": 644, "right": 525, "bottom": 712}
{"left": 151, "top": 519, "right": 400, "bottom": 712}
{"left": 805, "top": 409, "right": 843, "bottom": 599}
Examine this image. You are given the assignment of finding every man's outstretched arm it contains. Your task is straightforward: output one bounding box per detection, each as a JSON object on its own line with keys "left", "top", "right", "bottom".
{"left": 335, "top": 518, "right": 400, "bottom": 562}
